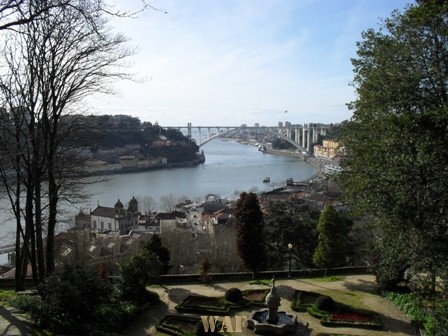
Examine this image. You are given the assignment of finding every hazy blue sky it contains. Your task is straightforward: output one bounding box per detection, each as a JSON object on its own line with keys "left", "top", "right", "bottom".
{"left": 87, "top": 0, "right": 414, "bottom": 127}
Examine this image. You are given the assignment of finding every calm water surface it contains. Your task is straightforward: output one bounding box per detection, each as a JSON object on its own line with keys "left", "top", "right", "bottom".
{"left": 0, "top": 139, "right": 316, "bottom": 243}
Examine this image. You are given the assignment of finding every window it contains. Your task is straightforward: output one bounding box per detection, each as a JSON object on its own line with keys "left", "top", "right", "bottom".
{"left": 101, "top": 221, "right": 104, "bottom": 229}
{"left": 93, "top": 220, "right": 96, "bottom": 228}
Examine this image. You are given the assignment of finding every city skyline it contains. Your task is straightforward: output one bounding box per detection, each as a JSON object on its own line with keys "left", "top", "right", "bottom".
{"left": 87, "top": 0, "right": 414, "bottom": 127}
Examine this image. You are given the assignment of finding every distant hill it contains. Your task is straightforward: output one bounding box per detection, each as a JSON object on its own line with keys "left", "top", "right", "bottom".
{"left": 62, "top": 114, "right": 200, "bottom": 163}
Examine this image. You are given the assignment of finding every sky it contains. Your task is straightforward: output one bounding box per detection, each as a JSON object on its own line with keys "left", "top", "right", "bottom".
{"left": 87, "top": 0, "right": 414, "bottom": 127}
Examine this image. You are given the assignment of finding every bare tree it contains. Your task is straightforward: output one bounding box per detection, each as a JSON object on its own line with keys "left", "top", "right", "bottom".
{"left": 208, "top": 226, "right": 242, "bottom": 273}
{"left": 0, "top": 0, "right": 133, "bottom": 289}
{"left": 135, "top": 195, "right": 156, "bottom": 215}
{"left": 160, "top": 194, "right": 177, "bottom": 213}
{"left": 0, "top": 0, "right": 151, "bottom": 31}
{"left": 161, "top": 227, "right": 197, "bottom": 274}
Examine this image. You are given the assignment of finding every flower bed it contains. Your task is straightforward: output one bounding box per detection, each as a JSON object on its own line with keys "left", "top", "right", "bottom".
{"left": 176, "top": 295, "right": 230, "bottom": 315}
{"left": 293, "top": 290, "right": 383, "bottom": 330}
{"left": 242, "top": 288, "right": 270, "bottom": 305}
{"left": 156, "top": 315, "right": 199, "bottom": 336}
{"left": 291, "top": 290, "right": 322, "bottom": 312}
{"left": 321, "top": 311, "right": 382, "bottom": 329}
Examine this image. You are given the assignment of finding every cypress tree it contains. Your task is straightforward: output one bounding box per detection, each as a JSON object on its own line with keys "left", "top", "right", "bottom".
{"left": 235, "top": 192, "right": 266, "bottom": 277}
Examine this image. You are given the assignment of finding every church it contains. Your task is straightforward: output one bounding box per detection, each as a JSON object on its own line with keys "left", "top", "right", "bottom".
{"left": 90, "top": 197, "right": 139, "bottom": 234}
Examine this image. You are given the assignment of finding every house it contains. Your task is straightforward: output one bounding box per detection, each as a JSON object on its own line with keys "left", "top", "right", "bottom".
{"left": 90, "top": 197, "right": 139, "bottom": 235}
{"left": 146, "top": 211, "right": 188, "bottom": 234}
{"left": 204, "top": 207, "right": 236, "bottom": 236}
{"left": 313, "top": 140, "right": 340, "bottom": 159}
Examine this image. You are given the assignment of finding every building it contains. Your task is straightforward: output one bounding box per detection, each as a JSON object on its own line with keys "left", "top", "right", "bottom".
{"left": 90, "top": 197, "right": 139, "bottom": 234}
{"left": 313, "top": 140, "right": 340, "bottom": 159}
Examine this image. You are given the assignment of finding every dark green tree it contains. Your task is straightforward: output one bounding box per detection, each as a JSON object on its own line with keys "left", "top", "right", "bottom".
{"left": 144, "top": 234, "right": 171, "bottom": 274}
{"left": 37, "top": 264, "right": 112, "bottom": 334}
{"left": 116, "top": 249, "right": 162, "bottom": 304}
{"left": 235, "top": 192, "right": 266, "bottom": 277}
{"left": 339, "top": 0, "right": 448, "bottom": 304}
{"left": 312, "top": 205, "right": 352, "bottom": 268}
{"left": 264, "top": 199, "right": 319, "bottom": 269}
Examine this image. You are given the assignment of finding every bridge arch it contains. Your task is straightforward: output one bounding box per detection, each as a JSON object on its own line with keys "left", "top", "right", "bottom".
{"left": 199, "top": 126, "right": 308, "bottom": 153}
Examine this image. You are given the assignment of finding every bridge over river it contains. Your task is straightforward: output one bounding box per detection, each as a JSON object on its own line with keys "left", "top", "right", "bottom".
{"left": 168, "top": 122, "right": 332, "bottom": 153}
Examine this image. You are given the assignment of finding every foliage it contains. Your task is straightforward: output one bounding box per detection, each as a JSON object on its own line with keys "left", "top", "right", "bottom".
{"left": 10, "top": 294, "right": 43, "bottom": 322}
{"left": 156, "top": 315, "right": 222, "bottom": 336}
{"left": 424, "top": 301, "right": 448, "bottom": 336}
{"left": 264, "top": 199, "right": 319, "bottom": 269}
{"left": 175, "top": 295, "right": 230, "bottom": 315}
{"left": 384, "top": 291, "right": 427, "bottom": 326}
{"left": 315, "top": 295, "right": 336, "bottom": 312}
{"left": 10, "top": 264, "right": 158, "bottom": 335}
{"left": 235, "top": 192, "right": 266, "bottom": 276}
{"left": 224, "top": 288, "right": 243, "bottom": 303}
{"left": 199, "top": 256, "right": 212, "bottom": 284}
{"left": 0, "top": 290, "right": 15, "bottom": 304}
{"left": 307, "top": 305, "right": 329, "bottom": 319}
{"left": 291, "top": 290, "right": 322, "bottom": 312}
{"left": 144, "top": 234, "right": 171, "bottom": 274}
{"left": 0, "top": 0, "right": 135, "bottom": 289}
{"left": 303, "top": 291, "right": 382, "bottom": 330}
{"left": 271, "top": 138, "right": 294, "bottom": 150}
{"left": 321, "top": 311, "right": 382, "bottom": 329}
{"left": 36, "top": 264, "right": 113, "bottom": 334}
{"left": 195, "top": 320, "right": 221, "bottom": 336}
{"left": 313, "top": 276, "right": 344, "bottom": 282}
{"left": 313, "top": 205, "right": 352, "bottom": 268}
{"left": 384, "top": 291, "right": 448, "bottom": 334}
{"left": 94, "top": 302, "right": 139, "bottom": 334}
{"left": 116, "top": 249, "right": 162, "bottom": 303}
{"left": 339, "top": 0, "right": 448, "bottom": 297}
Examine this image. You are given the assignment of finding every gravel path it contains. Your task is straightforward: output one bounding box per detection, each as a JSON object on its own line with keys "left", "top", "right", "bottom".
{"left": 123, "top": 274, "right": 417, "bottom": 336}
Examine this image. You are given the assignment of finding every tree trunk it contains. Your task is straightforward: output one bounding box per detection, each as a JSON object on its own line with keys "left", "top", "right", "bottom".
{"left": 35, "top": 180, "right": 46, "bottom": 281}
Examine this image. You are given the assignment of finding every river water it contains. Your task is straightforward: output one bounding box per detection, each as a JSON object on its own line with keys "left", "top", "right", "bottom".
{"left": 0, "top": 139, "right": 316, "bottom": 245}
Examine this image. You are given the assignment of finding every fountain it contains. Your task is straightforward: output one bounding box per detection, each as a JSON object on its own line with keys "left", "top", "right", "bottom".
{"left": 247, "top": 277, "right": 298, "bottom": 335}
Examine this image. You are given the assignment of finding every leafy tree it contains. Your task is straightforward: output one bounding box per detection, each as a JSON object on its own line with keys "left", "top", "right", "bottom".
{"left": 264, "top": 199, "right": 319, "bottom": 269}
{"left": 116, "top": 249, "right": 162, "bottom": 303}
{"left": 272, "top": 138, "right": 294, "bottom": 150}
{"left": 339, "top": 0, "right": 448, "bottom": 307}
{"left": 144, "top": 234, "right": 171, "bottom": 274}
{"left": 235, "top": 192, "right": 266, "bottom": 276}
{"left": 313, "top": 205, "right": 352, "bottom": 268}
{"left": 37, "top": 264, "right": 112, "bottom": 334}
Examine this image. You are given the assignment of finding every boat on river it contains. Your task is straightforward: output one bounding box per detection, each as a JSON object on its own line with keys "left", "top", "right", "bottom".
{"left": 263, "top": 177, "right": 270, "bottom": 183}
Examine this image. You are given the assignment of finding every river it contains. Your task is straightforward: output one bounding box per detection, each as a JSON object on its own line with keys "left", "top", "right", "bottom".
{"left": 0, "top": 139, "right": 316, "bottom": 245}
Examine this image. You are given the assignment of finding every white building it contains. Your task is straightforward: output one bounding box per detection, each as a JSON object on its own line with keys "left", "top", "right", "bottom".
{"left": 90, "top": 197, "right": 139, "bottom": 235}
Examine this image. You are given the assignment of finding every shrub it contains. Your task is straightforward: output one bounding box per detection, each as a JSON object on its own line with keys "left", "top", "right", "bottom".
{"left": 199, "top": 257, "right": 212, "bottom": 284}
{"left": 116, "top": 249, "right": 162, "bottom": 304}
{"left": 37, "top": 264, "right": 113, "bottom": 334}
{"left": 94, "top": 302, "right": 139, "bottom": 333}
{"left": 195, "top": 320, "right": 221, "bottom": 335}
{"left": 224, "top": 288, "right": 243, "bottom": 303}
{"left": 315, "top": 295, "right": 336, "bottom": 312}
{"left": 10, "top": 294, "right": 42, "bottom": 322}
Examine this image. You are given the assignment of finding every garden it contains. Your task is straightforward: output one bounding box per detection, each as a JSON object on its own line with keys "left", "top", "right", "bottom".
{"left": 291, "top": 290, "right": 382, "bottom": 329}
{"left": 133, "top": 274, "right": 417, "bottom": 336}
{"left": 155, "top": 287, "right": 270, "bottom": 335}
